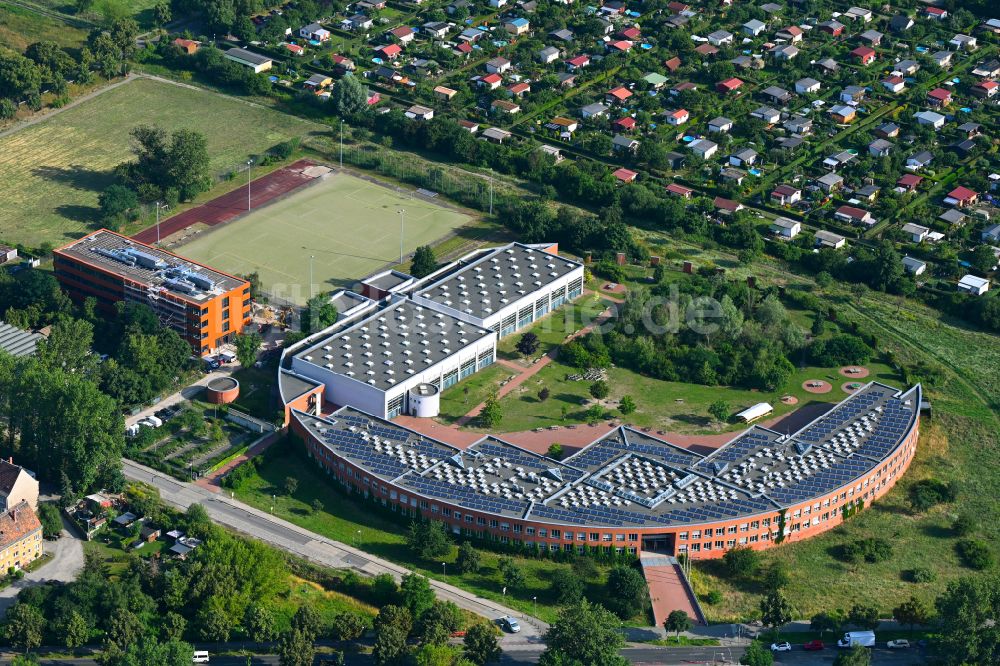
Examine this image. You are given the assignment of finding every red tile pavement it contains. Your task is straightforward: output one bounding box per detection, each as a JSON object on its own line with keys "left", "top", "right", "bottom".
{"left": 131, "top": 159, "right": 321, "bottom": 244}
{"left": 193, "top": 430, "right": 283, "bottom": 492}
{"left": 641, "top": 556, "right": 704, "bottom": 627}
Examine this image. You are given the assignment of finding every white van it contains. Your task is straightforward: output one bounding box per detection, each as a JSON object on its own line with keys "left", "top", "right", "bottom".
{"left": 192, "top": 651, "right": 210, "bottom": 663}
{"left": 838, "top": 631, "right": 876, "bottom": 648}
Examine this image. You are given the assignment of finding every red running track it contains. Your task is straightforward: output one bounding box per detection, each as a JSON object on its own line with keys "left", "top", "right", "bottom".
{"left": 131, "top": 159, "right": 320, "bottom": 244}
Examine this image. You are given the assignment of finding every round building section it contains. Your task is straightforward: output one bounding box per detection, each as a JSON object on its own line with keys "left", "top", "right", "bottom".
{"left": 205, "top": 377, "right": 240, "bottom": 404}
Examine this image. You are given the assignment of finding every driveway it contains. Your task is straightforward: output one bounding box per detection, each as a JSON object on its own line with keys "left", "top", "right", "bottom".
{"left": 0, "top": 512, "right": 84, "bottom": 615}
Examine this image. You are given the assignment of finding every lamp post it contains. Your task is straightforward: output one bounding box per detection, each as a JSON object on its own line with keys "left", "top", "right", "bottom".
{"left": 247, "top": 159, "right": 253, "bottom": 211}
{"left": 309, "top": 255, "right": 315, "bottom": 302}
{"left": 532, "top": 596, "right": 537, "bottom": 617}
{"left": 442, "top": 562, "right": 446, "bottom": 577}
{"left": 154, "top": 201, "right": 164, "bottom": 245}
{"left": 340, "top": 120, "right": 344, "bottom": 168}
{"left": 398, "top": 209, "right": 405, "bottom": 264}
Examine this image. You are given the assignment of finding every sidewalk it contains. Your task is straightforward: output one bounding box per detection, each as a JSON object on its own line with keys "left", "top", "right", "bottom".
{"left": 126, "top": 366, "right": 236, "bottom": 427}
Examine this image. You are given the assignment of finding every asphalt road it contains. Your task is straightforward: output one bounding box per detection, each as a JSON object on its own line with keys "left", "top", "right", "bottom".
{"left": 14, "top": 645, "right": 929, "bottom": 666}
{"left": 122, "top": 459, "right": 548, "bottom": 648}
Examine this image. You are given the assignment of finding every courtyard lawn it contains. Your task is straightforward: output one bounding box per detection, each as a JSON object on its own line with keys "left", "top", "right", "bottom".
{"left": 176, "top": 172, "right": 474, "bottom": 305}
{"left": 0, "top": 77, "right": 320, "bottom": 248}
{"left": 437, "top": 364, "right": 512, "bottom": 424}
{"left": 485, "top": 360, "right": 900, "bottom": 436}
{"left": 233, "top": 440, "right": 644, "bottom": 625}
{"left": 496, "top": 293, "right": 615, "bottom": 360}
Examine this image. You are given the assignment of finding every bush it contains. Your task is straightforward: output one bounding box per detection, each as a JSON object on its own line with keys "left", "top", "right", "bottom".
{"left": 907, "top": 567, "right": 936, "bottom": 583}
{"left": 952, "top": 513, "right": 977, "bottom": 537}
{"left": 955, "top": 539, "right": 994, "bottom": 570}
{"left": 839, "top": 538, "right": 893, "bottom": 564}
{"left": 703, "top": 590, "right": 723, "bottom": 605}
{"left": 909, "top": 478, "right": 958, "bottom": 511}
{"left": 722, "top": 546, "right": 761, "bottom": 578}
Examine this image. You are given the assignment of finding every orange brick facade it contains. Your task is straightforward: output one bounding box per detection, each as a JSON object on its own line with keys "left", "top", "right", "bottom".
{"left": 291, "top": 413, "right": 919, "bottom": 559}
{"left": 53, "top": 230, "right": 251, "bottom": 356}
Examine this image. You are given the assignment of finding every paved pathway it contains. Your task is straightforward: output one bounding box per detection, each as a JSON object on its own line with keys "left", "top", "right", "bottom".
{"left": 640, "top": 554, "right": 704, "bottom": 629}
{"left": 122, "top": 459, "right": 548, "bottom": 647}
{"left": 0, "top": 513, "right": 84, "bottom": 614}
{"left": 126, "top": 366, "right": 236, "bottom": 427}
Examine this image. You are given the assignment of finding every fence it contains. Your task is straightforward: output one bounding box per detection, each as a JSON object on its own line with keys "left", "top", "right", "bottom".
{"left": 227, "top": 408, "right": 277, "bottom": 434}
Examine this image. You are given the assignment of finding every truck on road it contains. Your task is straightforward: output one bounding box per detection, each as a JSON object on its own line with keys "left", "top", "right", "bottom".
{"left": 838, "top": 631, "right": 876, "bottom": 648}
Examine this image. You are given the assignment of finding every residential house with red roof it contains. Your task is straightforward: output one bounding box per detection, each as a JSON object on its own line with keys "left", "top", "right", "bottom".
{"left": 972, "top": 80, "right": 998, "bottom": 98}
{"left": 851, "top": 46, "right": 876, "bottom": 65}
{"left": 606, "top": 86, "right": 633, "bottom": 104}
{"left": 666, "top": 109, "right": 689, "bottom": 126}
{"left": 944, "top": 186, "right": 978, "bottom": 207}
{"left": 376, "top": 43, "right": 403, "bottom": 59}
{"left": 927, "top": 87, "right": 952, "bottom": 106}
{"left": 666, "top": 183, "right": 693, "bottom": 198}
{"left": 716, "top": 77, "right": 743, "bottom": 93}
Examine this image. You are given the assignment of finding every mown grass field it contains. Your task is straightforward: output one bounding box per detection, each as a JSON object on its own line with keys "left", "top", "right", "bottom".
{"left": 234, "top": 441, "right": 644, "bottom": 626}
{"left": 0, "top": 77, "right": 320, "bottom": 248}
{"left": 178, "top": 173, "right": 472, "bottom": 305}
{"left": 0, "top": 2, "right": 89, "bottom": 50}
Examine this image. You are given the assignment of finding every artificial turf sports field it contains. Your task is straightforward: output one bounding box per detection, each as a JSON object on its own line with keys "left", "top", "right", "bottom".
{"left": 177, "top": 172, "right": 472, "bottom": 304}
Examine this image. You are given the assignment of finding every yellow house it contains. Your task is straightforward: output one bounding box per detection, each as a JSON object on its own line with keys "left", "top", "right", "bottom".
{"left": 0, "top": 501, "right": 42, "bottom": 572}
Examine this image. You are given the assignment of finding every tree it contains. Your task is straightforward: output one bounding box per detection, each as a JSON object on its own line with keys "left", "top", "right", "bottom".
{"left": 331, "top": 612, "right": 366, "bottom": 642}
{"left": 538, "top": 387, "right": 550, "bottom": 402}
{"left": 463, "top": 621, "right": 501, "bottom": 665}
{"left": 709, "top": 400, "right": 730, "bottom": 423}
{"left": 5, "top": 603, "right": 44, "bottom": 653}
{"left": 153, "top": 0, "right": 171, "bottom": 26}
{"left": 416, "top": 600, "right": 461, "bottom": 646}
{"left": 892, "top": 596, "right": 929, "bottom": 637}
{"left": 539, "top": 600, "right": 628, "bottom": 666}
{"left": 244, "top": 603, "right": 277, "bottom": 642}
{"left": 0, "top": 50, "right": 41, "bottom": 100}
{"left": 284, "top": 476, "right": 298, "bottom": 496}
{"left": 407, "top": 520, "right": 451, "bottom": 560}
{"left": 479, "top": 392, "right": 503, "bottom": 428}
{"left": 847, "top": 603, "right": 880, "bottom": 631}
{"left": 371, "top": 573, "right": 399, "bottom": 604}
{"left": 723, "top": 546, "right": 760, "bottom": 578}
{"left": 400, "top": 573, "right": 436, "bottom": 619}
{"left": 619, "top": 395, "right": 636, "bottom": 416}
{"left": 410, "top": 245, "right": 438, "bottom": 278}
{"left": 740, "top": 640, "right": 773, "bottom": 666}
{"left": 589, "top": 380, "right": 609, "bottom": 399}
{"left": 546, "top": 442, "right": 562, "bottom": 459}
{"left": 970, "top": 245, "right": 997, "bottom": 273}
{"left": 457, "top": 541, "right": 481, "bottom": 574}
{"left": 516, "top": 332, "right": 540, "bottom": 356}
{"left": 98, "top": 184, "right": 139, "bottom": 222}
{"left": 291, "top": 604, "right": 322, "bottom": 641}
{"left": 759, "top": 590, "right": 793, "bottom": 636}
{"left": 605, "top": 565, "right": 648, "bottom": 619}
{"left": 64, "top": 610, "right": 90, "bottom": 648}
{"left": 953, "top": 513, "right": 977, "bottom": 537}
{"left": 0, "top": 98, "right": 16, "bottom": 119}
{"left": 663, "top": 609, "right": 691, "bottom": 640}
{"left": 549, "top": 568, "right": 583, "bottom": 605}
{"left": 302, "top": 295, "right": 338, "bottom": 334}
{"left": 276, "top": 628, "right": 314, "bottom": 666}
{"left": 498, "top": 557, "right": 525, "bottom": 590}
{"left": 934, "top": 575, "right": 1000, "bottom": 665}
{"left": 331, "top": 75, "right": 369, "bottom": 117}
{"left": 37, "top": 502, "right": 63, "bottom": 539}
{"left": 118, "top": 125, "right": 211, "bottom": 201}
{"left": 413, "top": 644, "right": 467, "bottom": 666}
{"left": 234, "top": 331, "right": 262, "bottom": 368}
{"left": 373, "top": 605, "right": 412, "bottom": 666}
{"left": 809, "top": 611, "right": 841, "bottom": 638}
{"left": 833, "top": 645, "right": 871, "bottom": 666}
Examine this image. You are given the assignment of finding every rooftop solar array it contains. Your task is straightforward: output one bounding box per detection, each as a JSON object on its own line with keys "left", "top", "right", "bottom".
{"left": 413, "top": 243, "right": 582, "bottom": 320}
{"left": 292, "top": 382, "right": 920, "bottom": 528}
{"left": 293, "top": 297, "right": 494, "bottom": 390}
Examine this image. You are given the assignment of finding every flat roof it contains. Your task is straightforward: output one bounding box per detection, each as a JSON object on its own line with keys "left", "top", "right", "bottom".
{"left": 0, "top": 322, "right": 43, "bottom": 357}
{"left": 226, "top": 47, "right": 272, "bottom": 65}
{"left": 55, "top": 229, "right": 246, "bottom": 301}
{"left": 292, "top": 382, "right": 920, "bottom": 527}
{"left": 411, "top": 243, "right": 582, "bottom": 321}
{"left": 293, "top": 296, "right": 494, "bottom": 391}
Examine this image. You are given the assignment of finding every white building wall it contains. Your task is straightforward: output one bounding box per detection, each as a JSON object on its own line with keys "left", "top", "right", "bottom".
{"left": 291, "top": 333, "right": 497, "bottom": 418}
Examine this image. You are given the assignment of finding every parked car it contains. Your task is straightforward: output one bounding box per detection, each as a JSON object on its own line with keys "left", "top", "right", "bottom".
{"left": 887, "top": 639, "right": 910, "bottom": 649}
{"left": 771, "top": 642, "right": 792, "bottom": 652}
{"left": 804, "top": 640, "right": 824, "bottom": 651}
{"left": 501, "top": 617, "right": 520, "bottom": 633}
{"left": 204, "top": 359, "right": 221, "bottom": 372}
{"left": 192, "top": 651, "right": 210, "bottom": 663}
